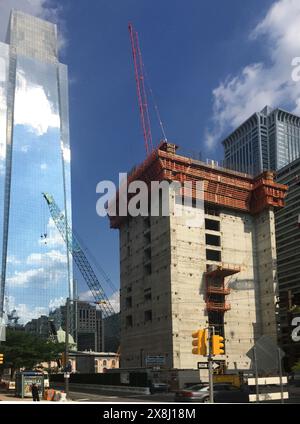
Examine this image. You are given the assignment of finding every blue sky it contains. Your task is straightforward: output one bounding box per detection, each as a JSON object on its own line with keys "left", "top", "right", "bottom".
{"left": 1, "top": 0, "right": 300, "bottom": 306}
{"left": 63, "top": 0, "right": 273, "bottom": 298}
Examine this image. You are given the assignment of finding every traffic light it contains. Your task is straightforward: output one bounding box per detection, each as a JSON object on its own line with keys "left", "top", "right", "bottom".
{"left": 212, "top": 335, "right": 225, "bottom": 355}
{"left": 192, "top": 329, "right": 207, "bottom": 355}
{"left": 0, "top": 353, "right": 4, "bottom": 365}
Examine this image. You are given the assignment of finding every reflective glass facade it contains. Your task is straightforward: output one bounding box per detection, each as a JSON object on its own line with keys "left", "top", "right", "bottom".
{"left": 0, "top": 11, "right": 72, "bottom": 326}
{"left": 275, "top": 158, "right": 300, "bottom": 366}
{"left": 223, "top": 105, "right": 300, "bottom": 175}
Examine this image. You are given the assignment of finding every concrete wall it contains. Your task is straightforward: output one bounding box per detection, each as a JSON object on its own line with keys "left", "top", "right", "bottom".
{"left": 118, "top": 189, "right": 278, "bottom": 371}
{"left": 253, "top": 208, "right": 278, "bottom": 340}
{"left": 119, "top": 213, "right": 173, "bottom": 368}
{"left": 169, "top": 193, "right": 207, "bottom": 369}
{"left": 221, "top": 210, "right": 260, "bottom": 369}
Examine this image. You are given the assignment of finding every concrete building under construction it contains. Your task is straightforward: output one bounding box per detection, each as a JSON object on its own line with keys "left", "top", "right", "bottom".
{"left": 110, "top": 142, "right": 287, "bottom": 371}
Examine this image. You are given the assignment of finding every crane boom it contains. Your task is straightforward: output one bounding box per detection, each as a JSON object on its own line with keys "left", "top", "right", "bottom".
{"left": 128, "top": 22, "right": 153, "bottom": 156}
{"left": 43, "top": 192, "right": 116, "bottom": 319}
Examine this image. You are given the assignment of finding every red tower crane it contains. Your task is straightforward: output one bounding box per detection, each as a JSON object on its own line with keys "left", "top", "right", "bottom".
{"left": 128, "top": 23, "right": 153, "bottom": 156}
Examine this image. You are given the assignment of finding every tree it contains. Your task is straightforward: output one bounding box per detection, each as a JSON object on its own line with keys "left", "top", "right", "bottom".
{"left": 0, "top": 329, "right": 65, "bottom": 378}
{"left": 292, "top": 360, "right": 300, "bottom": 372}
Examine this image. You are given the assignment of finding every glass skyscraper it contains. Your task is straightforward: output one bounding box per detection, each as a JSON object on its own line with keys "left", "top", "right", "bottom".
{"left": 223, "top": 105, "right": 300, "bottom": 175}
{"left": 0, "top": 10, "right": 72, "bottom": 326}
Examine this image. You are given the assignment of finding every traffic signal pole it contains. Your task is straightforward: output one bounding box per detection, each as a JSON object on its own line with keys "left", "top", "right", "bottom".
{"left": 192, "top": 325, "right": 225, "bottom": 403}
{"left": 208, "top": 326, "right": 214, "bottom": 403}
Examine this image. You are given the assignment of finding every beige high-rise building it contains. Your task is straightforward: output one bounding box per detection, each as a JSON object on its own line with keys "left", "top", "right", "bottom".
{"left": 110, "top": 142, "right": 287, "bottom": 371}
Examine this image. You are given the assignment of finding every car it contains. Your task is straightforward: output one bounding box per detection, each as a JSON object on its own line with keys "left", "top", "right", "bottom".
{"left": 149, "top": 382, "right": 170, "bottom": 394}
{"left": 174, "top": 383, "right": 249, "bottom": 403}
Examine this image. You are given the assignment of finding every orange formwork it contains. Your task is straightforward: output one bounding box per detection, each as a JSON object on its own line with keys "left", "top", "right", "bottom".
{"left": 205, "top": 264, "right": 240, "bottom": 315}
{"left": 109, "top": 141, "right": 287, "bottom": 229}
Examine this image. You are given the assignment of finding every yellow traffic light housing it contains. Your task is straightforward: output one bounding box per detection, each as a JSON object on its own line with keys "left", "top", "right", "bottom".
{"left": 212, "top": 335, "right": 225, "bottom": 355}
{"left": 192, "top": 329, "right": 207, "bottom": 355}
{"left": 0, "top": 353, "right": 4, "bottom": 365}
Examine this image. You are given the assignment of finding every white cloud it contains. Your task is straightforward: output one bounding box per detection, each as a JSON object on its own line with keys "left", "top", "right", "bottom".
{"left": 7, "top": 248, "right": 68, "bottom": 287}
{"left": 79, "top": 290, "right": 120, "bottom": 314}
{"left": 21, "top": 145, "right": 29, "bottom": 153}
{"left": 206, "top": 0, "right": 300, "bottom": 149}
{"left": 38, "top": 217, "right": 65, "bottom": 248}
{"left": 5, "top": 295, "right": 48, "bottom": 325}
{"left": 49, "top": 296, "right": 65, "bottom": 311}
{"left": 14, "top": 68, "right": 60, "bottom": 135}
{"left": 7, "top": 267, "right": 44, "bottom": 286}
{"left": 0, "top": 1, "right": 65, "bottom": 48}
{"left": 27, "top": 249, "right": 67, "bottom": 266}
{"left": 79, "top": 290, "right": 97, "bottom": 302}
{"left": 109, "top": 291, "right": 120, "bottom": 313}
{"left": 7, "top": 255, "right": 21, "bottom": 265}
{"left": 16, "top": 304, "right": 47, "bottom": 325}
{"left": 61, "top": 143, "right": 71, "bottom": 163}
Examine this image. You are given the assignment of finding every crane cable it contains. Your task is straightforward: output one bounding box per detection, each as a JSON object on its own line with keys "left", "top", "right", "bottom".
{"left": 73, "top": 228, "right": 118, "bottom": 296}
{"left": 143, "top": 62, "right": 168, "bottom": 143}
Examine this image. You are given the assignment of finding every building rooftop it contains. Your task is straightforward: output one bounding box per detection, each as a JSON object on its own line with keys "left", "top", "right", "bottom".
{"left": 109, "top": 142, "right": 288, "bottom": 229}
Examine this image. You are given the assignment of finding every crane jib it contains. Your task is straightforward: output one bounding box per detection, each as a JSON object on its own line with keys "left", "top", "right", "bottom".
{"left": 42, "top": 193, "right": 118, "bottom": 324}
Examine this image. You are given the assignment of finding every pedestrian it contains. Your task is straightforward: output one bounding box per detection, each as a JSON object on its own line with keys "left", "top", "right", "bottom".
{"left": 31, "top": 383, "right": 40, "bottom": 402}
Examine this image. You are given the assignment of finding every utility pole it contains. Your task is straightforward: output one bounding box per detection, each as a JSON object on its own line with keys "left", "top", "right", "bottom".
{"left": 253, "top": 346, "right": 259, "bottom": 403}
{"left": 207, "top": 326, "right": 214, "bottom": 403}
{"left": 278, "top": 347, "right": 284, "bottom": 404}
{"left": 65, "top": 297, "right": 70, "bottom": 398}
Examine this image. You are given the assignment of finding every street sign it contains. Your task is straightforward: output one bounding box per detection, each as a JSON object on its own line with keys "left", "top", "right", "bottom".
{"left": 246, "top": 335, "right": 285, "bottom": 373}
{"left": 146, "top": 355, "right": 166, "bottom": 366}
{"left": 197, "top": 362, "right": 208, "bottom": 369}
{"left": 197, "top": 362, "right": 220, "bottom": 370}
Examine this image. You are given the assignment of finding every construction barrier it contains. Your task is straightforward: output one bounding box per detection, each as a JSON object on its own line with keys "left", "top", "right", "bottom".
{"left": 44, "top": 389, "right": 55, "bottom": 401}
{"left": 59, "top": 391, "right": 67, "bottom": 402}
{"left": 44, "top": 389, "right": 66, "bottom": 401}
{"left": 53, "top": 390, "right": 62, "bottom": 401}
{"left": 247, "top": 376, "right": 289, "bottom": 402}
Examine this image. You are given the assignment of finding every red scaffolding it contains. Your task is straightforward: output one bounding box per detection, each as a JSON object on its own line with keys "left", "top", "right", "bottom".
{"left": 109, "top": 141, "right": 287, "bottom": 228}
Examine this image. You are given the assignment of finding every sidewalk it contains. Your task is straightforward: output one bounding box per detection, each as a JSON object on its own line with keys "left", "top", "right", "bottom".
{"left": 0, "top": 388, "right": 66, "bottom": 402}
{"left": 0, "top": 390, "right": 38, "bottom": 402}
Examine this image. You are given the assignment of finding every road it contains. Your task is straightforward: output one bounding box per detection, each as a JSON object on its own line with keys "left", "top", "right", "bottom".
{"left": 0, "top": 386, "right": 174, "bottom": 403}
{"left": 67, "top": 390, "right": 174, "bottom": 403}
{"left": 57, "top": 384, "right": 300, "bottom": 403}
{"left": 2, "top": 384, "right": 299, "bottom": 403}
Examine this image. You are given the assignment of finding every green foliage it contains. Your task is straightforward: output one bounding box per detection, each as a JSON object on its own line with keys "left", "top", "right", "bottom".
{"left": 290, "top": 305, "right": 300, "bottom": 313}
{"left": 0, "top": 329, "right": 65, "bottom": 372}
{"left": 292, "top": 360, "right": 300, "bottom": 372}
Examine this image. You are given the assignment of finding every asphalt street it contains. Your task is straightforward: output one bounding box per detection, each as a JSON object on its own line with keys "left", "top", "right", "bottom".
{"left": 67, "top": 390, "right": 173, "bottom": 403}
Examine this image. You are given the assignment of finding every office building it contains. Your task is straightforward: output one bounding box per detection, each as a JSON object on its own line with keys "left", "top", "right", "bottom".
{"left": 223, "top": 106, "right": 300, "bottom": 175}
{"left": 109, "top": 142, "right": 287, "bottom": 371}
{"left": 49, "top": 300, "right": 103, "bottom": 352}
{"left": 103, "top": 312, "right": 120, "bottom": 352}
{"left": 0, "top": 10, "right": 73, "bottom": 324}
{"left": 24, "top": 315, "right": 49, "bottom": 338}
{"left": 77, "top": 301, "right": 103, "bottom": 352}
{"left": 275, "top": 158, "right": 300, "bottom": 367}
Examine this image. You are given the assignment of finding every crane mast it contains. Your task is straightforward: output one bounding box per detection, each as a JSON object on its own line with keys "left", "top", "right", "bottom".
{"left": 43, "top": 192, "right": 116, "bottom": 319}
